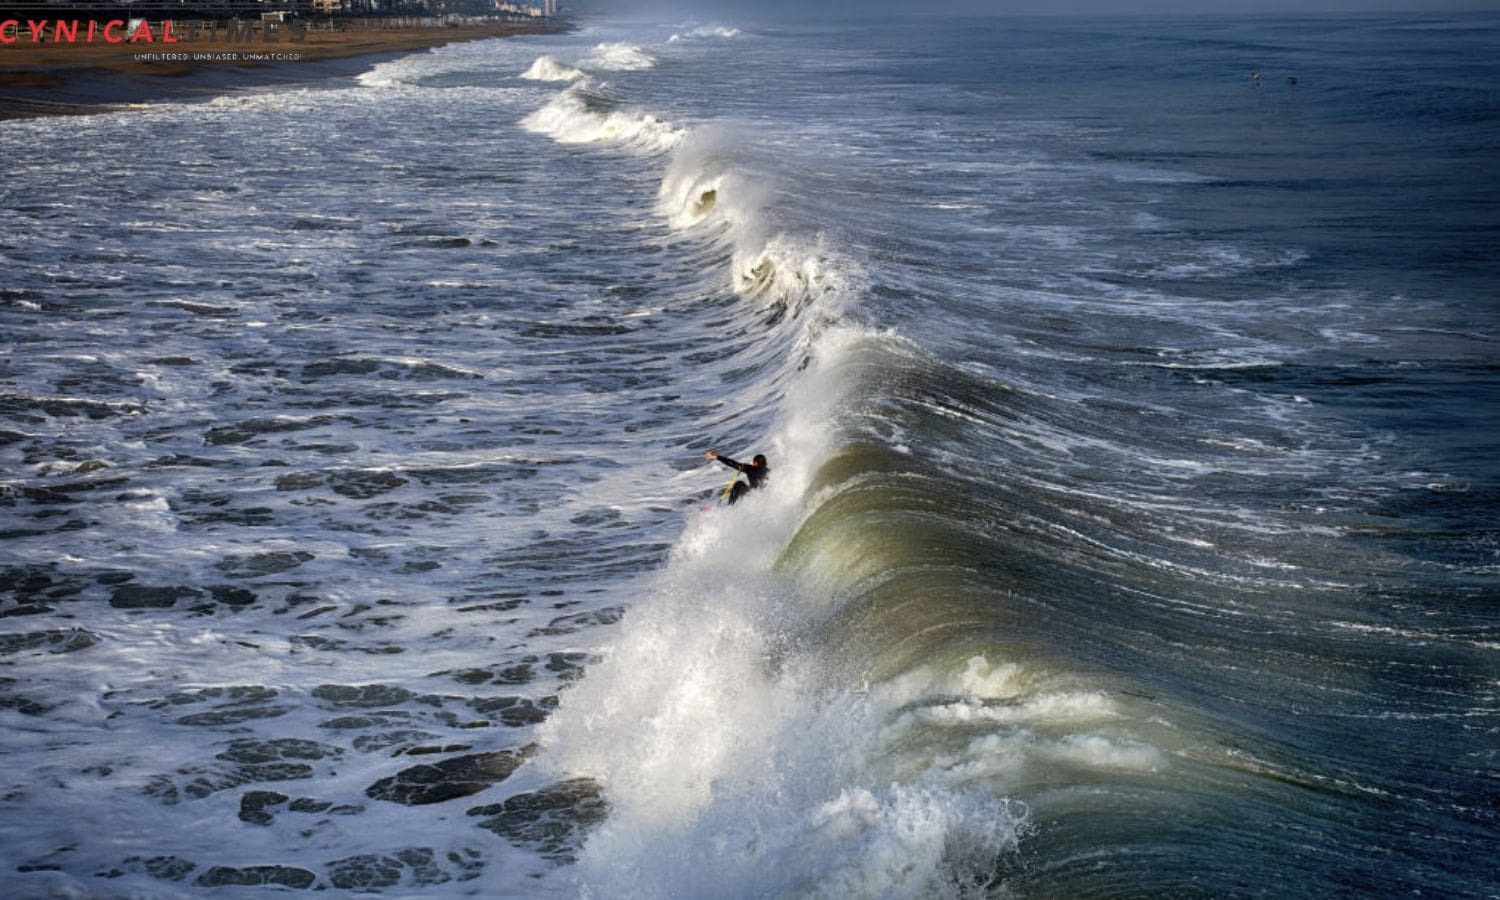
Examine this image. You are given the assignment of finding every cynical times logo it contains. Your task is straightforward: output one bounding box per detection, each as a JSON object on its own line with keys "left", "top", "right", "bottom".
{"left": 0, "top": 18, "right": 308, "bottom": 45}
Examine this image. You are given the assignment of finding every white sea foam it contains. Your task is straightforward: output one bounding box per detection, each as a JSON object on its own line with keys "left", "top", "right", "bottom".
{"left": 936, "top": 731, "right": 1164, "bottom": 783}
{"left": 582, "top": 41, "right": 657, "bottom": 71}
{"left": 355, "top": 68, "right": 404, "bottom": 90}
{"left": 521, "top": 89, "right": 684, "bottom": 154}
{"left": 902, "top": 690, "right": 1121, "bottom": 729}
{"left": 732, "top": 233, "right": 844, "bottom": 310}
{"left": 669, "top": 25, "right": 741, "bottom": 42}
{"left": 521, "top": 54, "right": 586, "bottom": 82}
{"left": 356, "top": 55, "right": 425, "bottom": 89}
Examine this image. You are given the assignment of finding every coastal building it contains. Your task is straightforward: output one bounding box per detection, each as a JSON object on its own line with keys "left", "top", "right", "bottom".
{"left": 492, "top": 1, "right": 547, "bottom": 16}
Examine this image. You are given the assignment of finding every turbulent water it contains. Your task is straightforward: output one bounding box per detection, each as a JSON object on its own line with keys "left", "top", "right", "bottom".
{"left": 2, "top": 12, "right": 1498, "bottom": 898}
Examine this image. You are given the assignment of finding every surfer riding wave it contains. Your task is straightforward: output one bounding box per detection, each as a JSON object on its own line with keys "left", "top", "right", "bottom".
{"left": 705, "top": 449, "right": 768, "bottom": 505}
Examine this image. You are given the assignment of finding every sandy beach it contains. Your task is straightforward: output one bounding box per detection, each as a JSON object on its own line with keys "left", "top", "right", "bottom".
{"left": 0, "top": 19, "right": 568, "bottom": 120}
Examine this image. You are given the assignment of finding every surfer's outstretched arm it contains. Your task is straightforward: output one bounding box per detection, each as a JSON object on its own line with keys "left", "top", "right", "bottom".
{"left": 705, "top": 449, "right": 749, "bottom": 472}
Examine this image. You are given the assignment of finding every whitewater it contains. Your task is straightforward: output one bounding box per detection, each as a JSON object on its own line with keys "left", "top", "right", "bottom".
{"left": 1, "top": 13, "right": 1497, "bottom": 899}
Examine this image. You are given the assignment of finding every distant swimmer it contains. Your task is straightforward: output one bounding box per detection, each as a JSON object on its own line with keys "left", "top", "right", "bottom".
{"left": 1288, "top": 75, "right": 1297, "bottom": 85}
{"left": 1251, "top": 70, "right": 1261, "bottom": 87}
{"left": 705, "top": 449, "right": 768, "bottom": 505}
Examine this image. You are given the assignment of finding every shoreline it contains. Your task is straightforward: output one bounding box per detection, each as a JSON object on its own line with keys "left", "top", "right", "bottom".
{"left": 0, "top": 19, "right": 570, "bottom": 121}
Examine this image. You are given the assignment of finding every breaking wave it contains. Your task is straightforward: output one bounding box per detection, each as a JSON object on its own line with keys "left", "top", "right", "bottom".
{"left": 520, "top": 87, "right": 684, "bottom": 154}
{"left": 521, "top": 54, "right": 586, "bottom": 82}
{"left": 4, "top": 14, "right": 1493, "bottom": 900}
{"left": 513, "top": 38, "right": 1106, "bottom": 899}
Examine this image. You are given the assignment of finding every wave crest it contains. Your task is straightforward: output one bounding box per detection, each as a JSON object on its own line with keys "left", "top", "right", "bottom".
{"left": 520, "top": 89, "right": 684, "bottom": 154}
{"left": 657, "top": 134, "right": 742, "bottom": 230}
{"left": 521, "top": 54, "right": 585, "bottom": 82}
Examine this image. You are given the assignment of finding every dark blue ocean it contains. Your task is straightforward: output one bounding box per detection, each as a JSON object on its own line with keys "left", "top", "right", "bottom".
{"left": 1, "top": 12, "right": 1496, "bottom": 898}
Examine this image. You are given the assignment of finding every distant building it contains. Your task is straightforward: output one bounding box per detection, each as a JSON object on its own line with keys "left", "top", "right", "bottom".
{"left": 493, "top": 0, "right": 547, "bottom": 15}
{"left": 196, "top": 0, "right": 311, "bottom": 11}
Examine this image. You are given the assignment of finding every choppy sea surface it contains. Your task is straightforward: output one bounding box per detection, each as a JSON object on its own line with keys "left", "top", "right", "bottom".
{"left": 2, "top": 13, "right": 1497, "bottom": 898}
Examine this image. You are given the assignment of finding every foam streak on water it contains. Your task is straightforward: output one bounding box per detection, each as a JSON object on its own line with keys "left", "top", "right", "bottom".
{"left": 2, "top": 13, "right": 1498, "bottom": 899}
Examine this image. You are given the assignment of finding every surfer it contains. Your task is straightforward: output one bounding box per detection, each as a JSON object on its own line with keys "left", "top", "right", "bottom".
{"left": 705, "top": 449, "right": 768, "bottom": 505}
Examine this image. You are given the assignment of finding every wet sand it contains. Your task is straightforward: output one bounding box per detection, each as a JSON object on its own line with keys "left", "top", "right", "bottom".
{"left": 0, "top": 20, "right": 568, "bottom": 120}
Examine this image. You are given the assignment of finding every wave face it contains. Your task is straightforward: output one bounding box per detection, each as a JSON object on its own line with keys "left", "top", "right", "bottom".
{"left": 1, "top": 13, "right": 1497, "bottom": 900}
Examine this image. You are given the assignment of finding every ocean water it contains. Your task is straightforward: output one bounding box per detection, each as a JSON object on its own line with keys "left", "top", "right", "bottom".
{"left": 2, "top": 12, "right": 1498, "bottom": 898}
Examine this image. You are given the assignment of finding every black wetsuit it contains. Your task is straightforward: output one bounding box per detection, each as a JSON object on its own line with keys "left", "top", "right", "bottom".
{"left": 714, "top": 455, "right": 768, "bottom": 505}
